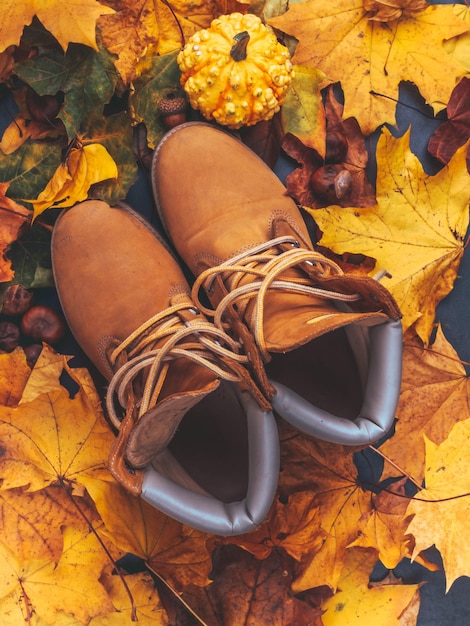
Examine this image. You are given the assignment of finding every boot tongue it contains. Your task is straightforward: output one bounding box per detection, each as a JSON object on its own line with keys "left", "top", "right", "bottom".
{"left": 253, "top": 288, "right": 389, "bottom": 353}
{"left": 123, "top": 294, "right": 223, "bottom": 468}
{"left": 125, "top": 376, "right": 220, "bottom": 468}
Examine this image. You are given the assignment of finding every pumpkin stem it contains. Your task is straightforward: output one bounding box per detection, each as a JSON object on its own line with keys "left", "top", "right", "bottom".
{"left": 230, "top": 31, "right": 250, "bottom": 61}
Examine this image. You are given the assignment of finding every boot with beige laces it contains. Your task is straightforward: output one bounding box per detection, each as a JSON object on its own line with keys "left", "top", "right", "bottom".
{"left": 51, "top": 199, "right": 280, "bottom": 535}
{"left": 152, "top": 122, "right": 403, "bottom": 446}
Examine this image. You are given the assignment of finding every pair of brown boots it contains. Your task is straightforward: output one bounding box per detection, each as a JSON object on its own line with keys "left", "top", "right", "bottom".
{"left": 52, "top": 123, "right": 402, "bottom": 536}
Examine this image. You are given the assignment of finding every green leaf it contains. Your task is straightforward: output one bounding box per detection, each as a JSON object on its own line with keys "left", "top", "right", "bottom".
{"left": 15, "top": 43, "right": 118, "bottom": 140}
{"left": 281, "top": 65, "right": 328, "bottom": 157}
{"left": 7, "top": 218, "right": 55, "bottom": 288}
{"left": 130, "top": 51, "right": 182, "bottom": 149}
{"left": 0, "top": 140, "right": 62, "bottom": 202}
{"left": 82, "top": 111, "right": 139, "bottom": 204}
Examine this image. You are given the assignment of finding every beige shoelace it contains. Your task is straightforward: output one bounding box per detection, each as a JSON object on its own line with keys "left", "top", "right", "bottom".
{"left": 191, "top": 236, "right": 361, "bottom": 360}
{"left": 105, "top": 301, "right": 249, "bottom": 429}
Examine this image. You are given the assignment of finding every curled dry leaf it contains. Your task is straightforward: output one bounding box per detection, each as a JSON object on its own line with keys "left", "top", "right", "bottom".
{"left": 283, "top": 86, "right": 376, "bottom": 209}
{"left": 29, "top": 143, "right": 118, "bottom": 220}
{"left": 428, "top": 76, "right": 470, "bottom": 171}
{"left": 364, "top": 0, "right": 428, "bottom": 22}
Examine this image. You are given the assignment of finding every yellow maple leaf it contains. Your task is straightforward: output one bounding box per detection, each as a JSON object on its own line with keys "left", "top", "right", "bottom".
{"left": 321, "top": 548, "right": 420, "bottom": 625}
{"left": 0, "top": 485, "right": 100, "bottom": 563}
{"left": 269, "top": 0, "right": 469, "bottom": 134}
{"left": 29, "top": 143, "right": 118, "bottom": 220}
{"left": 226, "top": 492, "right": 328, "bottom": 563}
{"left": 406, "top": 418, "right": 470, "bottom": 591}
{"left": 349, "top": 478, "right": 413, "bottom": 569}
{"left": 90, "top": 570, "right": 168, "bottom": 625}
{"left": 0, "top": 0, "right": 114, "bottom": 53}
{"left": 81, "top": 476, "right": 213, "bottom": 591}
{"left": 311, "top": 129, "right": 470, "bottom": 342}
{"left": 0, "top": 526, "right": 113, "bottom": 624}
{"left": 97, "top": 0, "right": 217, "bottom": 84}
{"left": 444, "top": 5, "right": 470, "bottom": 73}
{"left": 0, "top": 385, "right": 114, "bottom": 492}
{"left": 272, "top": 423, "right": 372, "bottom": 592}
{"left": 380, "top": 326, "right": 470, "bottom": 485}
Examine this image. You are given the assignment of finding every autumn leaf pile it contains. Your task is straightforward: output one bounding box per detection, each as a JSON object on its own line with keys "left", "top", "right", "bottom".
{"left": 0, "top": 0, "right": 469, "bottom": 624}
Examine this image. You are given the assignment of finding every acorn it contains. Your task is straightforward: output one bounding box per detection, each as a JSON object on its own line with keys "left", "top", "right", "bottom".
{"left": 157, "top": 93, "right": 188, "bottom": 130}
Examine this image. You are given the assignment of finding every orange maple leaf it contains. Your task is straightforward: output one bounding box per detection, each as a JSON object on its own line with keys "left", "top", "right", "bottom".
{"left": 268, "top": 424, "right": 373, "bottom": 592}
{"left": 97, "top": 0, "right": 218, "bottom": 84}
{"left": 380, "top": 326, "right": 470, "bottom": 485}
{"left": 81, "top": 477, "right": 213, "bottom": 591}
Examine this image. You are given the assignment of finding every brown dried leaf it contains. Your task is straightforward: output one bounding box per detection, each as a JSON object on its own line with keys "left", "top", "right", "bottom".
{"left": 428, "top": 76, "right": 470, "bottom": 171}
{"left": 182, "top": 545, "right": 324, "bottom": 626}
{"left": 283, "top": 87, "right": 376, "bottom": 209}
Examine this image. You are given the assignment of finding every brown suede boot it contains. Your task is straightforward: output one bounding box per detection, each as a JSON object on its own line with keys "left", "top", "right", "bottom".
{"left": 51, "top": 200, "right": 280, "bottom": 535}
{"left": 152, "top": 123, "right": 403, "bottom": 445}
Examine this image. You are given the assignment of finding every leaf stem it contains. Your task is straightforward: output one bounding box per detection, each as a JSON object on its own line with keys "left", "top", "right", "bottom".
{"left": 369, "top": 90, "right": 437, "bottom": 119}
{"left": 147, "top": 563, "right": 210, "bottom": 626}
{"left": 368, "top": 444, "right": 423, "bottom": 490}
{"left": 61, "top": 479, "right": 138, "bottom": 621}
{"left": 18, "top": 578, "right": 33, "bottom": 625}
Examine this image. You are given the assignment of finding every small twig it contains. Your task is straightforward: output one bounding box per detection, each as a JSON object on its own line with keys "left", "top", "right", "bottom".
{"left": 147, "top": 563, "right": 210, "bottom": 626}
{"left": 403, "top": 341, "right": 470, "bottom": 369}
{"left": 368, "top": 444, "right": 423, "bottom": 490}
{"left": 370, "top": 90, "right": 437, "bottom": 120}
{"left": 159, "top": 0, "right": 185, "bottom": 47}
